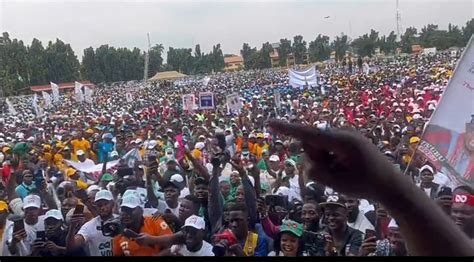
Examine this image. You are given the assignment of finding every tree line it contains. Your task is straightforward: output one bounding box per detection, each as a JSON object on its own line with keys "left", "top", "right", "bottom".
{"left": 0, "top": 19, "right": 472, "bottom": 96}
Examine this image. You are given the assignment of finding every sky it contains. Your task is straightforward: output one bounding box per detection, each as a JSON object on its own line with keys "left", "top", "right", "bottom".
{"left": 0, "top": 0, "right": 472, "bottom": 62}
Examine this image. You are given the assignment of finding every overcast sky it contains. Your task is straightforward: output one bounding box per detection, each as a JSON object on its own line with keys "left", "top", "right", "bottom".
{"left": 1, "top": 0, "right": 472, "bottom": 61}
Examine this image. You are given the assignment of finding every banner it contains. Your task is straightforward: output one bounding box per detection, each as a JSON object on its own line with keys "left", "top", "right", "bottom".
{"left": 182, "top": 94, "right": 196, "bottom": 111}
{"left": 199, "top": 92, "right": 214, "bottom": 110}
{"left": 51, "top": 82, "right": 60, "bottom": 103}
{"left": 84, "top": 86, "right": 93, "bottom": 104}
{"left": 5, "top": 98, "right": 16, "bottom": 115}
{"left": 226, "top": 93, "right": 242, "bottom": 113}
{"left": 418, "top": 36, "right": 474, "bottom": 187}
{"left": 74, "top": 81, "right": 84, "bottom": 103}
{"left": 65, "top": 148, "right": 141, "bottom": 180}
{"left": 42, "top": 91, "right": 52, "bottom": 108}
{"left": 126, "top": 92, "right": 133, "bottom": 103}
{"left": 289, "top": 66, "right": 318, "bottom": 88}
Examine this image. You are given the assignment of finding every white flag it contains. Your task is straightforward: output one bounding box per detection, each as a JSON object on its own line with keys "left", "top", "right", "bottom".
{"left": 42, "top": 91, "right": 52, "bottom": 108}
{"left": 126, "top": 92, "right": 133, "bottom": 103}
{"left": 51, "top": 82, "right": 60, "bottom": 103}
{"left": 84, "top": 86, "right": 93, "bottom": 104}
{"left": 203, "top": 76, "right": 211, "bottom": 86}
{"left": 74, "top": 81, "right": 84, "bottom": 102}
{"left": 417, "top": 36, "right": 474, "bottom": 187}
{"left": 5, "top": 98, "right": 16, "bottom": 115}
{"left": 32, "top": 94, "right": 43, "bottom": 117}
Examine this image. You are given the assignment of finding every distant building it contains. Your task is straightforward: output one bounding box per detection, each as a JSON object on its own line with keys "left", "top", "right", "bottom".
{"left": 270, "top": 50, "right": 280, "bottom": 68}
{"left": 30, "top": 81, "right": 94, "bottom": 92}
{"left": 224, "top": 55, "right": 244, "bottom": 72}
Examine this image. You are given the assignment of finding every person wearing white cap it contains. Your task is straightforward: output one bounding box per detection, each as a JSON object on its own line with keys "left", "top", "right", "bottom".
{"left": 2, "top": 194, "right": 45, "bottom": 256}
{"left": 70, "top": 131, "right": 92, "bottom": 162}
{"left": 66, "top": 189, "right": 117, "bottom": 256}
{"left": 168, "top": 215, "right": 214, "bottom": 256}
{"left": 417, "top": 165, "right": 440, "bottom": 200}
{"left": 76, "top": 149, "right": 95, "bottom": 166}
{"left": 112, "top": 194, "right": 173, "bottom": 256}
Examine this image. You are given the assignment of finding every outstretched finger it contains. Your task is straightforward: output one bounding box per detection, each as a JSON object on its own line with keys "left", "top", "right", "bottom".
{"left": 268, "top": 120, "right": 336, "bottom": 149}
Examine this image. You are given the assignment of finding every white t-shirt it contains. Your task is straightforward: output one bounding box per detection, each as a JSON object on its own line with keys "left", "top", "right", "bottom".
{"left": 77, "top": 215, "right": 118, "bottom": 256}
{"left": 1, "top": 215, "right": 45, "bottom": 256}
{"left": 288, "top": 175, "right": 301, "bottom": 201}
{"left": 170, "top": 241, "right": 214, "bottom": 256}
{"left": 348, "top": 211, "right": 375, "bottom": 234}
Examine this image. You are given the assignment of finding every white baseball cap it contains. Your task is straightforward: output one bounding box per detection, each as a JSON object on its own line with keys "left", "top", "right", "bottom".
{"left": 23, "top": 194, "right": 41, "bottom": 209}
{"left": 182, "top": 215, "right": 205, "bottom": 230}
{"left": 269, "top": 155, "right": 280, "bottom": 162}
{"left": 76, "top": 150, "right": 85, "bottom": 156}
{"left": 120, "top": 194, "right": 141, "bottom": 209}
{"left": 45, "top": 209, "right": 63, "bottom": 221}
{"left": 86, "top": 185, "right": 101, "bottom": 195}
{"left": 94, "top": 190, "right": 114, "bottom": 202}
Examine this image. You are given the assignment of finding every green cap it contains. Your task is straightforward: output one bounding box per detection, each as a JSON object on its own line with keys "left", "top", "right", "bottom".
{"left": 100, "top": 173, "right": 114, "bottom": 182}
{"left": 280, "top": 219, "right": 303, "bottom": 237}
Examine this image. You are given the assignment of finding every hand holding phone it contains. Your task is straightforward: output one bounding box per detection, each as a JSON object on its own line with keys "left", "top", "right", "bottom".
{"left": 73, "top": 204, "right": 85, "bottom": 215}
{"left": 122, "top": 228, "right": 140, "bottom": 239}
{"left": 364, "top": 229, "right": 377, "bottom": 240}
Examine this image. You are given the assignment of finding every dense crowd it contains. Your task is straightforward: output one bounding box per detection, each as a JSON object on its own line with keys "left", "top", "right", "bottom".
{"left": 0, "top": 51, "right": 472, "bottom": 257}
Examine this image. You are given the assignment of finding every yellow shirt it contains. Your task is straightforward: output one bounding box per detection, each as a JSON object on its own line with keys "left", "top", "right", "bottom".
{"left": 252, "top": 143, "right": 269, "bottom": 159}
{"left": 71, "top": 139, "right": 91, "bottom": 161}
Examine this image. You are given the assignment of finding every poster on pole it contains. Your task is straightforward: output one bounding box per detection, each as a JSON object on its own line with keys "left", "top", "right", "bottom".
{"left": 5, "top": 98, "right": 16, "bottom": 115}
{"left": 42, "top": 91, "right": 52, "bottom": 108}
{"left": 199, "top": 92, "right": 214, "bottom": 110}
{"left": 182, "top": 94, "right": 196, "bottom": 111}
{"left": 51, "top": 82, "right": 60, "bottom": 103}
{"left": 126, "top": 92, "right": 133, "bottom": 103}
{"left": 74, "top": 81, "right": 84, "bottom": 102}
{"left": 417, "top": 36, "right": 474, "bottom": 187}
{"left": 226, "top": 93, "right": 242, "bottom": 113}
{"left": 274, "top": 90, "right": 281, "bottom": 109}
{"left": 84, "top": 86, "right": 93, "bottom": 104}
{"left": 288, "top": 66, "right": 318, "bottom": 87}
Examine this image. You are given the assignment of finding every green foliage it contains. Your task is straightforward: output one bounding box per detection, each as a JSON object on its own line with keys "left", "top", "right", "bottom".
{"left": 308, "top": 34, "right": 331, "bottom": 62}
{"left": 277, "top": 38, "right": 292, "bottom": 66}
{"left": 292, "top": 35, "right": 307, "bottom": 64}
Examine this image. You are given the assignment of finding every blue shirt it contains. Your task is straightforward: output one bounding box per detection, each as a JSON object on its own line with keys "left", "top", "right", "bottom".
{"left": 98, "top": 142, "right": 114, "bottom": 163}
{"left": 15, "top": 183, "right": 36, "bottom": 200}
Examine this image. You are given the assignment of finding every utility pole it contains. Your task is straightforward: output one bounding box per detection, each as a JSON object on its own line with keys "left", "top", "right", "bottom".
{"left": 143, "top": 33, "right": 151, "bottom": 81}
{"left": 396, "top": 0, "right": 402, "bottom": 41}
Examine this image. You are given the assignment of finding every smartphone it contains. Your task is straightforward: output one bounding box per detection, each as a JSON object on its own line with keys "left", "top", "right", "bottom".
{"left": 36, "top": 231, "right": 46, "bottom": 241}
{"left": 365, "top": 229, "right": 376, "bottom": 240}
{"left": 73, "top": 204, "right": 85, "bottom": 215}
{"left": 13, "top": 219, "right": 25, "bottom": 233}
{"left": 122, "top": 228, "right": 140, "bottom": 239}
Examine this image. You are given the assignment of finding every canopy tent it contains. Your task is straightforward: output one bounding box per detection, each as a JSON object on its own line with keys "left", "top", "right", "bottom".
{"left": 148, "top": 71, "right": 188, "bottom": 81}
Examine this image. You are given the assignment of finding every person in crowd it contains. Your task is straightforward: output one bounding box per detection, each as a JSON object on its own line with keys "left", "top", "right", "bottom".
{"left": 168, "top": 215, "right": 215, "bottom": 256}
{"left": 268, "top": 219, "right": 305, "bottom": 257}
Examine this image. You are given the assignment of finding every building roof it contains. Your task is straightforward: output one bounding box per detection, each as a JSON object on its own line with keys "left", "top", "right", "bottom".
{"left": 149, "top": 71, "right": 188, "bottom": 81}
{"left": 31, "top": 81, "right": 94, "bottom": 92}
{"left": 224, "top": 56, "right": 244, "bottom": 64}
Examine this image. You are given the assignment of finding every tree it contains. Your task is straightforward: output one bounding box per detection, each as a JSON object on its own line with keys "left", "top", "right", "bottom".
{"left": 351, "top": 29, "right": 379, "bottom": 57}
{"left": 241, "top": 43, "right": 257, "bottom": 69}
{"left": 292, "top": 35, "right": 307, "bottom": 64}
{"left": 400, "top": 27, "right": 419, "bottom": 53}
{"left": 148, "top": 44, "right": 164, "bottom": 76}
{"left": 277, "top": 38, "right": 292, "bottom": 66}
{"left": 331, "top": 34, "right": 349, "bottom": 62}
{"left": 210, "top": 44, "right": 225, "bottom": 72}
{"left": 462, "top": 19, "right": 474, "bottom": 46}
{"left": 308, "top": 34, "right": 331, "bottom": 62}
{"left": 257, "top": 42, "right": 273, "bottom": 69}
{"left": 27, "top": 38, "right": 48, "bottom": 85}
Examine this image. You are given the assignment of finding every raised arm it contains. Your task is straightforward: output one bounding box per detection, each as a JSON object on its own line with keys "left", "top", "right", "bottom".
{"left": 269, "top": 120, "right": 474, "bottom": 256}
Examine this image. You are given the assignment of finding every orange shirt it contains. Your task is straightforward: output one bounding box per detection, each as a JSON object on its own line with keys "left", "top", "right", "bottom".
{"left": 113, "top": 216, "right": 173, "bottom": 256}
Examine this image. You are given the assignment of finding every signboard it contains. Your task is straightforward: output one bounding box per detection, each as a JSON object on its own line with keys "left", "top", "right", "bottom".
{"left": 226, "top": 93, "right": 242, "bottom": 113}
{"left": 182, "top": 94, "right": 196, "bottom": 111}
{"left": 199, "top": 92, "right": 214, "bottom": 110}
{"left": 417, "top": 36, "right": 474, "bottom": 187}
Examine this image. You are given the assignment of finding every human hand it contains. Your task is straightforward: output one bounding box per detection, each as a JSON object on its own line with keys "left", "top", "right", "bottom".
{"left": 268, "top": 120, "right": 398, "bottom": 201}
{"left": 45, "top": 241, "right": 60, "bottom": 255}
{"left": 359, "top": 236, "right": 377, "bottom": 256}
{"left": 228, "top": 244, "right": 246, "bottom": 257}
{"left": 134, "top": 233, "right": 153, "bottom": 246}
{"left": 12, "top": 229, "right": 27, "bottom": 243}
{"left": 69, "top": 213, "right": 85, "bottom": 230}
